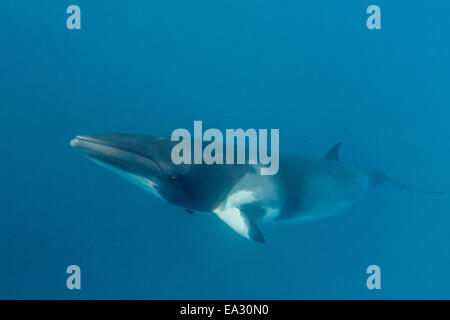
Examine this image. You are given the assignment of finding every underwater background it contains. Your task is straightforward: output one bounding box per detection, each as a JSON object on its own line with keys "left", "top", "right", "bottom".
{"left": 1, "top": 0, "right": 449, "bottom": 299}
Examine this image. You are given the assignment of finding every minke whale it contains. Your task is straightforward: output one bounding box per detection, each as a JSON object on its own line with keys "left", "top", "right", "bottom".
{"left": 70, "top": 134, "right": 446, "bottom": 243}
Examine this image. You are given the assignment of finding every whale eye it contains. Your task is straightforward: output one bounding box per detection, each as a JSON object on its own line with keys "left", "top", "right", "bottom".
{"left": 166, "top": 172, "right": 190, "bottom": 191}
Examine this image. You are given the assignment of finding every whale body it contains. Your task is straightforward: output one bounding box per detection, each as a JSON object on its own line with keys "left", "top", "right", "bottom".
{"left": 70, "top": 134, "right": 445, "bottom": 242}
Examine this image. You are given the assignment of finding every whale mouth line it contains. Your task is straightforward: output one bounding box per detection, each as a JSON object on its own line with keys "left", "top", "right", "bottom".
{"left": 70, "top": 135, "right": 136, "bottom": 158}
{"left": 70, "top": 134, "right": 165, "bottom": 182}
{"left": 70, "top": 135, "right": 106, "bottom": 148}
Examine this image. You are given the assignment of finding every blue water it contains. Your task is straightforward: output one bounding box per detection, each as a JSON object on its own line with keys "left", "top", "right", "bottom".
{"left": 1, "top": 1, "right": 449, "bottom": 299}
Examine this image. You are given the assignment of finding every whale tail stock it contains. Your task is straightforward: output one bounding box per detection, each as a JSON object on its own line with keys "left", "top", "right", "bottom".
{"left": 371, "top": 169, "right": 447, "bottom": 195}
{"left": 386, "top": 177, "right": 447, "bottom": 195}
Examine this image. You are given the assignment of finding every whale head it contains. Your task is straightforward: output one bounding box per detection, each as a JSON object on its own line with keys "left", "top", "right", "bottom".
{"left": 70, "top": 134, "right": 199, "bottom": 207}
{"left": 70, "top": 134, "right": 248, "bottom": 212}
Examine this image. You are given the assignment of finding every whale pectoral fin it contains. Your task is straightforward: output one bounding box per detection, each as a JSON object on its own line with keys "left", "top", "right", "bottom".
{"left": 214, "top": 207, "right": 265, "bottom": 243}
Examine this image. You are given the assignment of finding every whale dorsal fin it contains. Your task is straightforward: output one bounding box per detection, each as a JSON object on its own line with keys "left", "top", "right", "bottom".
{"left": 214, "top": 207, "right": 265, "bottom": 243}
{"left": 324, "top": 142, "right": 342, "bottom": 161}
